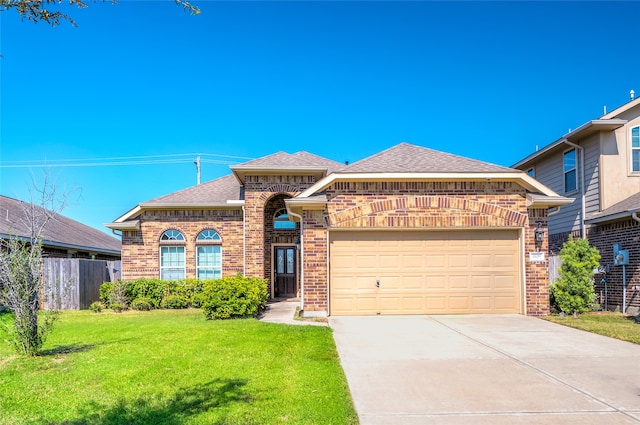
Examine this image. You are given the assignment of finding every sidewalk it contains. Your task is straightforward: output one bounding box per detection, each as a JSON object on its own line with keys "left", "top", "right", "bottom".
{"left": 259, "top": 298, "right": 328, "bottom": 326}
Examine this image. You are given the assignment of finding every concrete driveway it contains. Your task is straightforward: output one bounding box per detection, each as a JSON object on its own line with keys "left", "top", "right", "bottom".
{"left": 329, "top": 315, "right": 640, "bottom": 425}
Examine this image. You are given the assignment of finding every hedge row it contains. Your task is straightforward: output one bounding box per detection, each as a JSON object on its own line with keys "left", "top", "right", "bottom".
{"left": 98, "top": 275, "right": 268, "bottom": 320}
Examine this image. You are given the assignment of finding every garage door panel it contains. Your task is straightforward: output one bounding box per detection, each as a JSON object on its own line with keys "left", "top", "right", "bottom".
{"left": 426, "top": 275, "right": 447, "bottom": 289}
{"left": 330, "top": 230, "right": 521, "bottom": 315}
{"left": 426, "top": 254, "right": 446, "bottom": 267}
{"left": 471, "top": 254, "right": 491, "bottom": 267}
{"left": 402, "top": 276, "right": 423, "bottom": 289}
{"left": 495, "top": 275, "right": 517, "bottom": 289}
{"left": 449, "top": 296, "right": 470, "bottom": 311}
{"left": 471, "top": 275, "right": 491, "bottom": 289}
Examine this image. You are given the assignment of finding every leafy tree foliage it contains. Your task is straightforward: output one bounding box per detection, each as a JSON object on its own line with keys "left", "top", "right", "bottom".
{"left": 0, "top": 0, "right": 200, "bottom": 27}
{"left": 550, "top": 236, "right": 601, "bottom": 316}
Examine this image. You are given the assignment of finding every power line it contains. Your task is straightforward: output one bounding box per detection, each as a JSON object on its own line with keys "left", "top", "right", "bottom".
{"left": 0, "top": 153, "right": 255, "bottom": 169}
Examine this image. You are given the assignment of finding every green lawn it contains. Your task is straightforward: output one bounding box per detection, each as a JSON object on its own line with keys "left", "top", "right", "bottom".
{"left": 0, "top": 309, "right": 358, "bottom": 425}
{"left": 543, "top": 312, "right": 640, "bottom": 344}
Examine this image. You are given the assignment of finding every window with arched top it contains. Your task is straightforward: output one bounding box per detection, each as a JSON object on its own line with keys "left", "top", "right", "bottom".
{"left": 160, "top": 229, "right": 185, "bottom": 241}
{"left": 196, "top": 229, "right": 222, "bottom": 280}
{"left": 196, "top": 229, "right": 222, "bottom": 242}
{"left": 273, "top": 208, "right": 296, "bottom": 230}
{"left": 159, "top": 230, "right": 185, "bottom": 280}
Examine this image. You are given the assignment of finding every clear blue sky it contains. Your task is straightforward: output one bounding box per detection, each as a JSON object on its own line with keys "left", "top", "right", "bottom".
{"left": 1, "top": 1, "right": 638, "bottom": 236}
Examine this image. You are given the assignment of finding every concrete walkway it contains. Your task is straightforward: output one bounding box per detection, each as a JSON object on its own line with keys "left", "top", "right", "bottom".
{"left": 330, "top": 314, "right": 640, "bottom": 425}
{"left": 259, "top": 299, "right": 328, "bottom": 326}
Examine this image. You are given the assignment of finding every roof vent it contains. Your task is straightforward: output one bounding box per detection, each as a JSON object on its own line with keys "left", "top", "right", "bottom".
{"left": 631, "top": 89, "right": 636, "bottom": 100}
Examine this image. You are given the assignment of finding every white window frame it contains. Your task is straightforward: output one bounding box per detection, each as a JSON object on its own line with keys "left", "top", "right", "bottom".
{"left": 159, "top": 245, "right": 185, "bottom": 280}
{"left": 632, "top": 126, "right": 640, "bottom": 173}
{"left": 196, "top": 230, "right": 222, "bottom": 280}
{"left": 563, "top": 148, "right": 578, "bottom": 193}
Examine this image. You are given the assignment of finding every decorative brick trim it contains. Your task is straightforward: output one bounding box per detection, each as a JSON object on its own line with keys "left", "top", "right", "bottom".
{"left": 325, "top": 195, "right": 528, "bottom": 228}
{"left": 258, "top": 184, "right": 301, "bottom": 201}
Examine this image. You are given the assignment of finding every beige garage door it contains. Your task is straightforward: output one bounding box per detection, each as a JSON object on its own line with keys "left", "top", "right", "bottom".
{"left": 329, "top": 230, "right": 521, "bottom": 316}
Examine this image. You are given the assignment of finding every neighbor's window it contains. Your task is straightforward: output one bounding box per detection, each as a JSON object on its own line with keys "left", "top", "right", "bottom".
{"left": 563, "top": 149, "right": 577, "bottom": 192}
{"left": 160, "top": 229, "right": 185, "bottom": 280}
{"left": 196, "top": 230, "right": 222, "bottom": 280}
{"left": 273, "top": 208, "right": 296, "bottom": 229}
{"left": 632, "top": 126, "right": 640, "bottom": 172}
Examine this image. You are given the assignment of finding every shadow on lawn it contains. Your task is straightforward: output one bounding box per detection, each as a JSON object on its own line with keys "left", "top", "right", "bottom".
{"left": 39, "top": 343, "right": 99, "bottom": 356}
{"left": 47, "top": 378, "right": 251, "bottom": 425}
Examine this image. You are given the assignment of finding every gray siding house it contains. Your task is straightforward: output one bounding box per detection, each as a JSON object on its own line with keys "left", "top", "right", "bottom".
{"left": 513, "top": 93, "right": 640, "bottom": 313}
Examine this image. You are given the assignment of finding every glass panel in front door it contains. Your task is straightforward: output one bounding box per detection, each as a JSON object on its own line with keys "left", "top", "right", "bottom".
{"left": 277, "top": 249, "right": 285, "bottom": 274}
{"left": 286, "top": 248, "right": 294, "bottom": 274}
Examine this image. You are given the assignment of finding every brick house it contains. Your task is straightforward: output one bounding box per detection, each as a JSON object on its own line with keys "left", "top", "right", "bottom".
{"left": 513, "top": 94, "right": 640, "bottom": 313}
{"left": 106, "top": 143, "right": 570, "bottom": 317}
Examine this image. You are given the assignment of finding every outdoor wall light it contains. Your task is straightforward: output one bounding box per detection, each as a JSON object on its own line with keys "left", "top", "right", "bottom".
{"left": 534, "top": 222, "right": 544, "bottom": 249}
{"left": 294, "top": 237, "right": 301, "bottom": 250}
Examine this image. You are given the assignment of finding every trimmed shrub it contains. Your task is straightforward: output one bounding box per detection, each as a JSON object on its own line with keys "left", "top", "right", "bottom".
{"left": 127, "top": 279, "right": 167, "bottom": 308}
{"left": 110, "top": 302, "right": 125, "bottom": 313}
{"left": 550, "top": 236, "right": 600, "bottom": 316}
{"left": 99, "top": 282, "right": 114, "bottom": 306}
{"left": 201, "top": 275, "right": 268, "bottom": 320}
{"left": 89, "top": 302, "right": 103, "bottom": 313}
{"left": 191, "top": 292, "right": 207, "bottom": 308}
{"left": 99, "top": 278, "right": 209, "bottom": 310}
{"left": 131, "top": 297, "right": 153, "bottom": 311}
{"left": 161, "top": 295, "right": 189, "bottom": 309}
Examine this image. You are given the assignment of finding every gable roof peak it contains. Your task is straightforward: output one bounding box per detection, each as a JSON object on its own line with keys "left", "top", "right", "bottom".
{"left": 343, "top": 142, "right": 516, "bottom": 174}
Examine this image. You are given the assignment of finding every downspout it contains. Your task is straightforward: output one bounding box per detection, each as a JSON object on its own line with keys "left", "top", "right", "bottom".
{"left": 632, "top": 211, "right": 640, "bottom": 224}
{"left": 288, "top": 210, "right": 304, "bottom": 312}
{"left": 242, "top": 206, "right": 246, "bottom": 276}
{"left": 563, "top": 140, "right": 586, "bottom": 238}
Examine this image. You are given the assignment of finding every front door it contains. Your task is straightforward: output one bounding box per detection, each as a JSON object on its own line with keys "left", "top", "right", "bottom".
{"left": 274, "top": 246, "right": 296, "bottom": 297}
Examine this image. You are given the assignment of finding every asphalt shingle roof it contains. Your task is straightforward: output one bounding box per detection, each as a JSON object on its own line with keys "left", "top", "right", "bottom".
{"left": 342, "top": 143, "right": 518, "bottom": 173}
{"left": 0, "top": 195, "right": 121, "bottom": 254}
{"left": 143, "top": 174, "right": 242, "bottom": 205}
{"left": 234, "top": 151, "right": 345, "bottom": 174}
{"left": 588, "top": 191, "right": 640, "bottom": 221}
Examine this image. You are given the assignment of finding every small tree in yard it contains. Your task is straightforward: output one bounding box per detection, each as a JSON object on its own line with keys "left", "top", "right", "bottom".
{"left": 0, "top": 176, "right": 70, "bottom": 355}
{"left": 550, "top": 236, "right": 600, "bottom": 317}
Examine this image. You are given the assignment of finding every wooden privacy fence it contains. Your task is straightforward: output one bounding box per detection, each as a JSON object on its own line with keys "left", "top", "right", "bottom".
{"left": 549, "top": 254, "right": 561, "bottom": 283}
{"left": 43, "top": 258, "right": 121, "bottom": 310}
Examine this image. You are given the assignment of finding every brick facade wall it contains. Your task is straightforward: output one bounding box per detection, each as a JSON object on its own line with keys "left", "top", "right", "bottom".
{"left": 121, "top": 209, "right": 243, "bottom": 280}
{"left": 301, "top": 209, "right": 328, "bottom": 313}
{"left": 243, "top": 175, "right": 316, "bottom": 283}
{"left": 300, "top": 181, "right": 550, "bottom": 316}
{"left": 587, "top": 219, "right": 640, "bottom": 313}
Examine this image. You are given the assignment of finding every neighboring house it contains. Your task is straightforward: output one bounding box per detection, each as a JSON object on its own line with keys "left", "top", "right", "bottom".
{"left": 513, "top": 94, "right": 640, "bottom": 313}
{"left": 106, "top": 143, "right": 570, "bottom": 317}
{"left": 0, "top": 195, "right": 121, "bottom": 260}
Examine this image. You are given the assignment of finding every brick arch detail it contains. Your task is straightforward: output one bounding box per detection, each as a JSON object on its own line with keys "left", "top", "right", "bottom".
{"left": 325, "top": 195, "right": 528, "bottom": 228}
{"left": 258, "top": 184, "right": 301, "bottom": 202}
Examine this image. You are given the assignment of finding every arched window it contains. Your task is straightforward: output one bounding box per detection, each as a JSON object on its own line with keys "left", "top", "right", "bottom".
{"left": 273, "top": 208, "right": 296, "bottom": 230}
{"left": 196, "top": 229, "right": 221, "bottom": 242}
{"left": 632, "top": 126, "right": 640, "bottom": 172}
{"left": 160, "top": 229, "right": 185, "bottom": 241}
{"left": 159, "top": 230, "right": 185, "bottom": 280}
{"left": 196, "top": 230, "right": 222, "bottom": 280}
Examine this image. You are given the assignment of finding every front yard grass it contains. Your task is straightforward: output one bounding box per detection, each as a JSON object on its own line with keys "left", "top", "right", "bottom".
{"left": 543, "top": 311, "right": 640, "bottom": 344}
{"left": 0, "top": 309, "right": 358, "bottom": 425}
